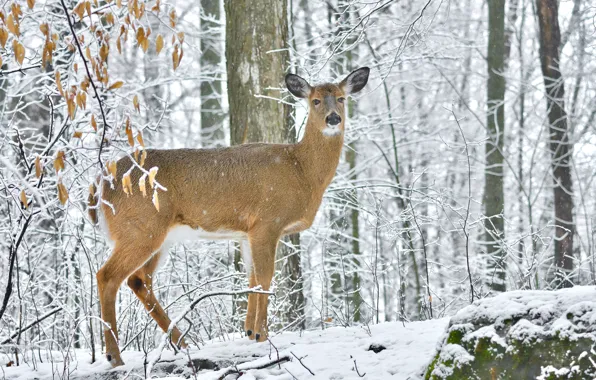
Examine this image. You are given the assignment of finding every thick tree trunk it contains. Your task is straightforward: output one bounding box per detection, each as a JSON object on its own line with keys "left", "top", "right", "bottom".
{"left": 484, "top": 0, "right": 507, "bottom": 292}
{"left": 535, "top": 0, "right": 575, "bottom": 288}
{"left": 225, "top": 0, "right": 304, "bottom": 327}
{"left": 200, "top": 0, "right": 225, "bottom": 146}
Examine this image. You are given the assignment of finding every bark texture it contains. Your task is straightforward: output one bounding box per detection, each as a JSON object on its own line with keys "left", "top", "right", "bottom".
{"left": 200, "top": 0, "right": 225, "bottom": 145}
{"left": 484, "top": 0, "right": 507, "bottom": 292}
{"left": 536, "top": 0, "right": 574, "bottom": 288}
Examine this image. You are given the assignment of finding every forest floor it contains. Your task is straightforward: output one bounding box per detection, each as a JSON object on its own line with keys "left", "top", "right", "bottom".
{"left": 1, "top": 318, "right": 448, "bottom": 380}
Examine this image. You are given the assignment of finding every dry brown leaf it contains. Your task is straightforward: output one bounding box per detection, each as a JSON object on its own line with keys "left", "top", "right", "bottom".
{"left": 169, "top": 9, "right": 176, "bottom": 28}
{"left": 57, "top": 181, "right": 68, "bottom": 205}
{"left": 11, "top": 3, "right": 22, "bottom": 17}
{"left": 125, "top": 117, "right": 134, "bottom": 146}
{"left": 6, "top": 14, "right": 18, "bottom": 36}
{"left": 172, "top": 44, "right": 179, "bottom": 70}
{"left": 67, "top": 97, "right": 76, "bottom": 119}
{"left": 13, "top": 40, "right": 25, "bottom": 65}
{"left": 177, "top": 31, "right": 184, "bottom": 43}
{"left": 139, "top": 175, "right": 147, "bottom": 197}
{"left": 85, "top": 0, "right": 91, "bottom": 17}
{"left": 27, "top": 0, "right": 34, "bottom": 8}
{"left": 155, "top": 34, "right": 164, "bottom": 55}
{"left": 108, "top": 161, "right": 117, "bottom": 178}
{"left": 136, "top": 132, "right": 144, "bottom": 147}
{"left": 136, "top": 26, "right": 145, "bottom": 46}
{"left": 148, "top": 166, "right": 158, "bottom": 188}
{"left": 152, "top": 189, "right": 159, "bottom": 211}
{"left": 133, "top": 95, "right": 140, "bottom": 112}
{"left": 151, "top": 0, "right": 160, "bottom": 13}
{"left": 122, "top": 173, "right": 132, "bottom": 195}
{"left": 107, "top": 80, "right": 123, "bottom": 91}
{"left": 73, "top": 131, "right": 83, "bottom": 138}
{"left": 35, "top": 156, "right": 42, "bottom": 178}
{"left": 99, "top": 43, "right": 109, "bottom": 63}
{"left": 39, "top": 23, "right": 48, "bottom": 36}
{"left": 56, "top": 71, "right": 63, "bottom": 96}
{"left": 141, "top": 38, "right": 149, "bottom": 52}
{"left": 102, "top": 67, "right": 108, "bottom": 85}
{"left": 0, "top": 27, "right": 8, "bottom": 48}
{"left": 76, "top": 91, "right": 82, "bottom": 108}
{"left": 73, "top": 2, "right": 85, "bottom": 19}
{"left": 91, "top": 114, "right": 97, "bottom": 131}
{"left": 54, "top": 151, "right": 65, "bottom": 172}
{"left": 105, "top": 12, "right": 114, "bottom": 25}
{"left": 20, "top": 189, "right": 27, "bottom": 209}
{"left": 116, "top": 36, "right": 122, "bottom": 54}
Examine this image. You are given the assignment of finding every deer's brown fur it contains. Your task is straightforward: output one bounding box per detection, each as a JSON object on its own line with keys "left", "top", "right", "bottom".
{"left": 90, "top": 67, "right": 369, "bottom": 366}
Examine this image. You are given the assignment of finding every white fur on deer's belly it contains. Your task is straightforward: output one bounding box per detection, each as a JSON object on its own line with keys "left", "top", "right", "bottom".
{"left": 165, "top": 224, "right": 248, "bottom": 244}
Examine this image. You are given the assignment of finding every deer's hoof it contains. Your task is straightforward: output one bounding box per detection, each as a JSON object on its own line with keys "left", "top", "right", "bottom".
{"left": 106, "top": 354, "right": 124, "bottom": 367}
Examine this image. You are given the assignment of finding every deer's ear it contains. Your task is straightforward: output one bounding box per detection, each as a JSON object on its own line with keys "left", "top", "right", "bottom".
{"left": 340, "top": 67, "right": 370, "bottom": 95}
{"left": 285, "top": 74, "right": 312, "bottom": 99}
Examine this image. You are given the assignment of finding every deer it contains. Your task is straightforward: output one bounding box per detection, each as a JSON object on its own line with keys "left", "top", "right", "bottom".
{"left": 88, "top": 67, "right": 370, "bottom": 366}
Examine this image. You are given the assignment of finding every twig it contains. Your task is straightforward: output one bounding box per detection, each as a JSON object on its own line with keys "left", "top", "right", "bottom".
{"left": 290, "top": 351, "right": 315, "bottom": 376}
{"left": 351, "top": 355, "right": 366, "bottom": 377}
{"left": 59, "top": 0, "right": 110, "bottom": 169}
{"left": 216, "top": 355, "right": 292, "bottom": 380}
{"left": 1, "top": 307, "right": 62, "bottom": 344}
{"left": 267, "top": 338, "right": 281, "bottom": 368}
{"left": 0, "top": 64, "right": 42, "bottom": 76}
{"left": 0, "top": 213, "right": 34, "bottom": 321}
{"left": 451, "top": 108, "right": 475, "bottom": 302}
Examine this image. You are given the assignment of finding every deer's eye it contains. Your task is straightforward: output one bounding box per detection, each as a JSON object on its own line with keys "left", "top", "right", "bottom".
{"left": 338, "top": 97, "right": 345, "bottom": 103}
{"left": 313, "top": 99, "right": 321, "bottom": 106}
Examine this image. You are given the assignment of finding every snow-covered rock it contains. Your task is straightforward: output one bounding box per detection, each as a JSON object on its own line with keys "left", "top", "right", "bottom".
{"left": 425, "top": 286, "right": 596, "bottom": 380}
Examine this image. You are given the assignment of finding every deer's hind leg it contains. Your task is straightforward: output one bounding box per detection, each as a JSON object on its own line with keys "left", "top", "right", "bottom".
{"left": 245, "top": 268, "right": 258, "bottom": 339}
{"left": 127, "top": 250, "right": 187, "bottom": 348}
{"left": 96, "top": 234, "right": 166, "bottom": 367}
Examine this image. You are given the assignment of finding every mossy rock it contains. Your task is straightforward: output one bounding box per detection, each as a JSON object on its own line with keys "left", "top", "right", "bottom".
{"left": 425, "top": 287, "right": 596, "bottom": 380}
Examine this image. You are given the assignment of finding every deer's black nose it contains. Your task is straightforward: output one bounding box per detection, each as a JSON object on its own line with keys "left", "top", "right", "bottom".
{"left": 326, "top": 113, "right": 341, "bottom": 126}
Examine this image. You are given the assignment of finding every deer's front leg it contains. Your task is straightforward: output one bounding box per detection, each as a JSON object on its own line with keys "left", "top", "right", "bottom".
{"left": 248, "top": 229, "right": 279, "bottom": 342}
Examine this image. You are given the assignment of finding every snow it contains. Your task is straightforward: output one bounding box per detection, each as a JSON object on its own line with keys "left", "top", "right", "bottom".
{"left": 451, "top": 286, "right": 596, "bottom": 338}
{"left": 430, "top": 286, "right": 596, "bottom": 379}
{"left": 1, "top": 318, "right": 448, "bottom": 379}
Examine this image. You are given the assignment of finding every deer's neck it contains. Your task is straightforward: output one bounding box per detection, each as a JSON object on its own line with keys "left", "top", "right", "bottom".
{"left": 295, "top": 118, "right": 344, "bottom": 191}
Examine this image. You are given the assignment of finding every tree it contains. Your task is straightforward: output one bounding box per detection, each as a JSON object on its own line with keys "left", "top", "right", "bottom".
{"left": 535, "top": 0, "right": 575, "bottom": 288}
{"left": 225, "top": 0, "right": 305, "bottom": 328}
{"left": 484, "top": 0, "right": 507, "bottom": 292}
{"left": 200, "top": 0, "right": 225, "bottom": 146}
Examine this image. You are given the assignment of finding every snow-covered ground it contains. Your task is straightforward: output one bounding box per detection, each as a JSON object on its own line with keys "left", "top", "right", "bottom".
{"left": 2, "top": 318, "right": 448, "bottom": 380}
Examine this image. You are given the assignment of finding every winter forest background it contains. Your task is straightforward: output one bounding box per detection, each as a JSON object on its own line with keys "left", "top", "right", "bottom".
{"left": 0, "top": 0, "right": 595, "bottom": 370}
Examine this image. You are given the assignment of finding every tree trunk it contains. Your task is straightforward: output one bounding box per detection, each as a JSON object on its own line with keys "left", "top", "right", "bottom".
{"left": 535, "top": 0, "right": 574, "bottom": 288}
{"left": 200, "top": 0, "right": 225, "bottom": 146}
{"left": 225, "top": 0, "right": 304, "bottom": 327}
{"left": 484, "top": 0, "right": 507, "bottom": 292}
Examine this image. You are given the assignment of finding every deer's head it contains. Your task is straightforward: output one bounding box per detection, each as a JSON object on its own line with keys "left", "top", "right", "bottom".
{"left": 286, "top": 67, "right": 370, "bottom": 137}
